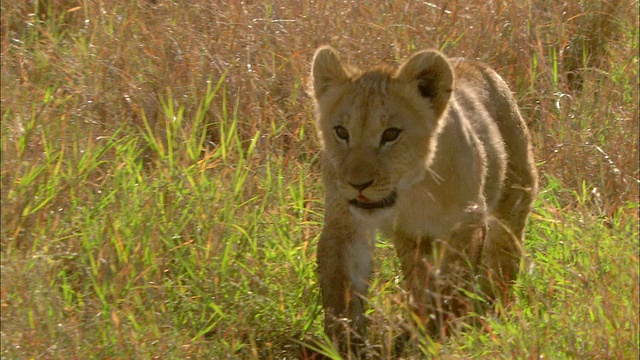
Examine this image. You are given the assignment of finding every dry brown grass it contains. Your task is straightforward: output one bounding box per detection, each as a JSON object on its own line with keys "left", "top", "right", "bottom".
{"left": 2, "top": 1, "right": 637, "bottom": 214}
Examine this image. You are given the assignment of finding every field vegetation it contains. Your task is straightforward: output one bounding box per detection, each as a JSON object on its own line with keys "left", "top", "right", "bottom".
{"left": 1, "top": 0, "right": 638, "bottom": 358}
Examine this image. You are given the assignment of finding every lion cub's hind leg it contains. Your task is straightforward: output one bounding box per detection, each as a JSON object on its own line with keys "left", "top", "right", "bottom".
{"left": 479, "top": 218, "right": 523, "bottom": 302}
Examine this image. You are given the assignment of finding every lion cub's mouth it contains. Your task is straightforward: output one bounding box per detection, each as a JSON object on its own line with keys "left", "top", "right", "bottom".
{"left": 349, "top": 191, "right": 398, "bottom": 210}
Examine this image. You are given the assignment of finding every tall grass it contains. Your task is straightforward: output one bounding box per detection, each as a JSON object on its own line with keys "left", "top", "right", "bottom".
{"left": 1, "top": 1, "right": 638, "bottom": 358}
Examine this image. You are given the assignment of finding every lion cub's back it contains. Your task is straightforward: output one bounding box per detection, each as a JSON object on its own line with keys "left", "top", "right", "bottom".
{"left": 450, "top": 59, "right": 504, "bottom": 110}
{"left": 447, "top": 60, "right": 510, "bottom": 209}
{"left": 450, "top": 58, "right": 538, "bottom": 230}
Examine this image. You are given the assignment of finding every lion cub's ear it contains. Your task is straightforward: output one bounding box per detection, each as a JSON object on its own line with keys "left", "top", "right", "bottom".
{"left": 396, "top": 50, "right": 454, "bottom": 118}
{"left": 311, "top": 46, "right": 350, "bottom": 99}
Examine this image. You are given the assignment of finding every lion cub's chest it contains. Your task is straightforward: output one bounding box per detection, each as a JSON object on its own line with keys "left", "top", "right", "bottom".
{"left": 380, "top": 179, "right": 473, "bottom": 241}
{"left": 380, "top": 122, "right": 486, "bottom": 241}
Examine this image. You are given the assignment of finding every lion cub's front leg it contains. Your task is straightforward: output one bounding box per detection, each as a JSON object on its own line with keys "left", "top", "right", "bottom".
{"left": 394, "top": 205, "right": 487, "bottom": 338}
{"left": 317, "top": 203, "right": 374, "bottom": 348}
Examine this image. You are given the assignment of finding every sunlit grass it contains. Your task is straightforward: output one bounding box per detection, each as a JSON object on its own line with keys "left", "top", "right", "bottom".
{"left": 1, "top": 0, "right": 638, "bottom": 358}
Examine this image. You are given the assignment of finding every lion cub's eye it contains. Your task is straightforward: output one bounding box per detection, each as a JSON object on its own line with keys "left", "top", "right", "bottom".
{"left": 334, "top": 125, "right": 349, "bottom": 142}
{"left": 380, "top": 128, "right": 402, "bottom": 145}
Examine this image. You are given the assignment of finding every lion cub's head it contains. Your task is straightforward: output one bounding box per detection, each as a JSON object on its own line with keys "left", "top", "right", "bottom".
{"left": 311, "top": 46, "right": 454, "bottom": 216}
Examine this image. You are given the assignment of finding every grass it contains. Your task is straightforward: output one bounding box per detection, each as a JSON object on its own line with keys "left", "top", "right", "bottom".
{"left": 1, "top": 0, "right": 638, "bottom": 358}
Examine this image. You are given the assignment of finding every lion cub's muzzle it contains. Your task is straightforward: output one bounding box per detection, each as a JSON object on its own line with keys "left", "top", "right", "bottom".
{"left": 348, "top": 190, "right": 398, "bottom": 210}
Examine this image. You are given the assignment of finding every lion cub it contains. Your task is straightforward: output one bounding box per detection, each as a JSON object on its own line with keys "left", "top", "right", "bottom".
{"left": 310, "top": 46, "right": 538, "bottom": 347}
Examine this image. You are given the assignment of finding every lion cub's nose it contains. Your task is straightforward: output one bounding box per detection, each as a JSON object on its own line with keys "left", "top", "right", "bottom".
{"left": 348, "top": 180, "right": 374, "bottom": 192}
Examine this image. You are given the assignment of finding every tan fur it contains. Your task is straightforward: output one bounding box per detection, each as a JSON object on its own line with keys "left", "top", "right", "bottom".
{"left": 311, "top": 46, "right": 538, "bottom": 347}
